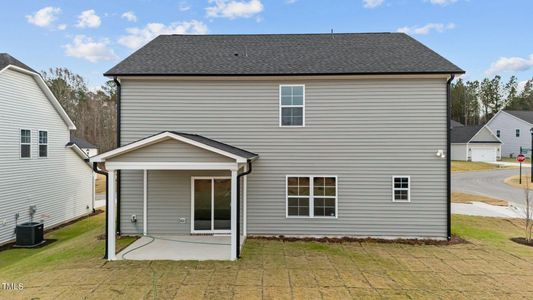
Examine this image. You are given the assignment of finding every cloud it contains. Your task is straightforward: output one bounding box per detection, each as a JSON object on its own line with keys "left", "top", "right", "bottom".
{"left": 286, "top": 0, "right": 298, "bottom": 4}
{"left": 397, "top": 22, "right": 456, "bottom": 35}
{"left": 64, "top": 35, "right": 118, "bottom": 62}
{"left": 57, "top": 24, "right": 67, "bottom": 30}
{"left": 485, "top": 54, "right": 533, "bottom": 76}
{"left": 179, "top": 1, "right": 192, "bottom": 11}
{"left": 76, "top": 9, "right": 101, "bottom": 28}
{"left": 518, "top": 80, "right": 528, "bottom": 93}
{"left": 428, "top": 0, "right": 458, "bottom": 5}
{"left": 26, "top": 6, "right": 61, "bottom": 27}
{"left": 363, "top": 0, "right": 384, "bottom": 9}
{"left": 118, "top": 20, "right": 208, "bottom": 49}
{"left": 206, "top": 0, "right": 263, "bottom": 19}
{"left": 121, "top": 11, "right": 137, "bottom": 22}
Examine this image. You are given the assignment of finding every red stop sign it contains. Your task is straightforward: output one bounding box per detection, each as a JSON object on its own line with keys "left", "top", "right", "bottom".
{"left": 517, "top": 154, "right": 526, "bottom": 162}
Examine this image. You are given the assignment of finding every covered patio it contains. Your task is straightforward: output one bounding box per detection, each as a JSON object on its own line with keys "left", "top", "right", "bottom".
{"left": 90, "top": 131, "right": 257, "bottom": 261}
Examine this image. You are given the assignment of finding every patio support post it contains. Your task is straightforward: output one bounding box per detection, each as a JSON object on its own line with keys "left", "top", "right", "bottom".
{"left": 231, "top": 169, "right": 238, "bottom": 261}
{"left": 107, "top": 170, "right": 116, "bottom": 260}
{"left": 243, "top": 168, "right": 247, "bottom": 237}
{"left": 143, "top": 170, "right": 147, "bottom": 236}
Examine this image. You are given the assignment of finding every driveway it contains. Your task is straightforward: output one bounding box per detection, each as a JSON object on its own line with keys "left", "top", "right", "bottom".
{"left": 452, "top": 168, "right": 530, "bottom": 208}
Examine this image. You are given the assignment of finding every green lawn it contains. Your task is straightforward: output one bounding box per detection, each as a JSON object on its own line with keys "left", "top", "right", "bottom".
{"left": 1, "top": 213, "right": 533, "bottom": 299}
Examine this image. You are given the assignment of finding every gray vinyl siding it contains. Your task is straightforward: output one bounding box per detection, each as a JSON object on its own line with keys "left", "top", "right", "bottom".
{"left": 120, "top": 78, "right": 447, "bottom": 238}
{"left": 121, "top": 170, "right": 229, "bottom": 235}
{"left": 110, "top": 138, "right": 233, "bottom": 163}
{"left": 451, "top": 144, "right": 467, "bottom": 161}
{"left": 0, "top": 68, "right": 93, "bottom": 245}
{"left": 487, "top": 112, "right": 531, "bottom": 157}
{"left": 471, "top": 127, "right": 499, "bottom": 143}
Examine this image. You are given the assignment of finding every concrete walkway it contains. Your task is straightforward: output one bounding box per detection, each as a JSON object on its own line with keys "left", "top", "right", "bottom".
{"left": 117, "top": 235, "right": 231, "bottom": 261}
{"left": 452, "top": 202, "right": 523, "bottom": 218}
{"left": 489, "top": 161, "right": 530, "bottom": 168}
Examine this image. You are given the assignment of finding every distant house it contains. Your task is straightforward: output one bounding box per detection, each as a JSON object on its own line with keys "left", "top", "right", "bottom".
{"left": 486, "top": 110, "right": 533, "bottom": 157}
{"left": 71, "top": 136, "right": 98, "bottom": 157}
{"left": 451, "top": 125, "right": 502, "bottom": 162}
{"left": 0, "top": 53, "right": 94, "bottom": 246}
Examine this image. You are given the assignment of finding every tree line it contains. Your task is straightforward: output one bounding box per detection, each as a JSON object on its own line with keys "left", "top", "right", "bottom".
{"left": 42, "top": 68, "right": 117, "bottom": 153}
{"left": 451, "top": 75, "right": 533, "bottom": 126}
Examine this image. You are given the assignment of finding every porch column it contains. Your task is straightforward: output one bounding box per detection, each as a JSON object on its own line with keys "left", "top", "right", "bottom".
{"left": 243, "top": 166, "right": 248, "bottom": 237}
{"left": 107, "top": 170, "right": 116, "bottom": 260}
{"left": 143, "top": 170, "right": 147, "bottom": 236}
{"left": 230, "top": 169, "right": 238, "bottom": 261}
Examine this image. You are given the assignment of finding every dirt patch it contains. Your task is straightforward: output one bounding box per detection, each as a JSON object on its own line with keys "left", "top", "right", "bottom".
{"left": 510, "top": 237, "right": 533, "bottom": 247}
{"left": 249, "top": 235, "right": 467, "bottom": 246}
{"left": 452, "top": 192, "right": 508, "bottom": 206}
{"left": 504, "top": 175, "right": 533, "bottom": 190}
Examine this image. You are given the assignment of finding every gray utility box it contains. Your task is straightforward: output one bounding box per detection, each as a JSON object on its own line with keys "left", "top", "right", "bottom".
{"left": 15, "top": 222, "right": 44, "bottom": 247}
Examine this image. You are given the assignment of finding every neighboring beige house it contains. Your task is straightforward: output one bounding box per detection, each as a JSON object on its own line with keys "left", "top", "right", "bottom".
{"left": 451, "top": 125, "right": 502, "bottom": 162}
{"left": 91, "top": 33, "right": 464, "bottom": 261}
{"left": 0, "top": 53, "right": 94, "bottom": 246}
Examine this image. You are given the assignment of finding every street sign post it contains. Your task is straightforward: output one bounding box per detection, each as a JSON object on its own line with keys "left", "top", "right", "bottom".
{"left": 517, "top": 154, "right": 526, "bottom": 184}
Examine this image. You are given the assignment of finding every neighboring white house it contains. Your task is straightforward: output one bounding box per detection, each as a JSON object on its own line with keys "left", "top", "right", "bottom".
{"left": 486, "top": 110, "right": 533, "bottom": 158}
{"left": 71, "top": 136, "right": 98, "bottom": 157}
{"left": 451, "top": 125, "right": 502, "bottom": 162}
{"left": 0, "top": 53, "right": 94, "bottom": 246}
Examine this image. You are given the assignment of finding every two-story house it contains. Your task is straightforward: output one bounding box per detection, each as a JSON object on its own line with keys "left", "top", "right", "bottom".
{"left": 0, "top": 53, "right": 94, "bottom": 246}
{"left": 486, "top": 110, "right": 533, "bottom": 157}
{"left": 91, "top": 33, "right": 464, "bottom": 260}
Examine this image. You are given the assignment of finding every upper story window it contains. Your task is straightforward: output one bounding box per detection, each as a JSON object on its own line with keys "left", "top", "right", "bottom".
{"left": 516, "top": 129, "right": 520, "bottom": 137}
{"left": 392, "top": 176, "right": 410, "bottom": 202}
{"left": 20, "top": 129, "right": 31, "bottom": 158}
{"left": 496, "top": 130, "right": 501, "bottom": 138}
{"left": 39, "top": 130, "right": 48, "bottom": 158}
{"left": 287, "top": 175, "right": 337, "bottom": 218}
{"left": 280, "top": 85, "right": 305, "bottom": 127}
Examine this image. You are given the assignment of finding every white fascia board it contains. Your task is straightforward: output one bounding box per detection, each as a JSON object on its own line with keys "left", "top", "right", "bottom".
{"left": 1, "top": 65, "right": 76, "bottom": 130}
{"left": 91, "top": 131, "right": 248, "bottom": 163}
{"left": 105, "top": 162, "right": 239, "bottom": 171}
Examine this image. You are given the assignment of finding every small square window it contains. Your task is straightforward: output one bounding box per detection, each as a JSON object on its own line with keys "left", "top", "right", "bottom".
{"left": 392, "top": 176, "right": 410, "bottom": 202}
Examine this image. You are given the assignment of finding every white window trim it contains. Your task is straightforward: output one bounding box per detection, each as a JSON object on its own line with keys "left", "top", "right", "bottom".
{"left": 20, "top": 128, "right": 31, "bottom": 159}
{"left": 38, "top": 130, "right": 48, "bottom": 158}
{"left": 279, "top": 84, "right": 305, "bottom": 127}
{"left": 285, "top": 175, "right": 338, "bottom": 219}
{"left": 392, "top": 176, "right": 411, "bottom": 203}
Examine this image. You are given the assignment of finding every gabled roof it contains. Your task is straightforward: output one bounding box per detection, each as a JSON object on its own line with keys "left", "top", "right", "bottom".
{"left": 451, "top": 120, "right": 464, "bottom": 128}
{"left": 0, "top": 53, "right": 37, "bottom": 73}
{"left": 451, "top": 125, "right": 501, "bottom": 144}
{"left": 105, "top": 33, "right": 464, "bottom": 77}
{"left": 91, "top": 131, "right": 258, "bottom": 163}
{"left": 503, "top": 110, "right": 533, "bottom": 125}
{"left": 71, "top": 137, "right": 97, "bottom": 149}
{"left": 0, "top": 53, "right": 76, "bottom": 130}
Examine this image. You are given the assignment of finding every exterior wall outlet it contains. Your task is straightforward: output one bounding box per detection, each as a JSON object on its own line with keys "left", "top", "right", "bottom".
{"left": 179, "top": 218, "right": 186, "bottom": 224}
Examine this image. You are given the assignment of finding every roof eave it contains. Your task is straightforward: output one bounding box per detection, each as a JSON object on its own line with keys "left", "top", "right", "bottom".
{"left": 104, "top": 70, "right": 465, "bottom": 77}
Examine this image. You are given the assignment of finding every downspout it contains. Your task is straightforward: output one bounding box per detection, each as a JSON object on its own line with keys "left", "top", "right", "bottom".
{"left": 236, "top": 160, "right": 253, "bottom": 259}
{"left": 446, "top": 74, "right": 455, "bottom": 241}
{"left": 113, "top": 76, "right": 122, "bottom": 235}
{"left": 93, "top": 162, "right": 109, "bottom": 259}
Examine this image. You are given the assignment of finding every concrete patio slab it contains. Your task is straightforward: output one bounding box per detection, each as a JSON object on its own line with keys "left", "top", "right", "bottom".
{"left": 117, "top": 235, "right": 231, "bottom": 261}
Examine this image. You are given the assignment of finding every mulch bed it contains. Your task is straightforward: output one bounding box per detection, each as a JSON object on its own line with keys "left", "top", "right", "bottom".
{"left": 510, "top": 237, "right": 533, "bottom": 247}
{"left": 249, "top": 234, "right": 467, "bottom": 246}
{"left": 0, "top": 209, "right": 103, "bottom": 252}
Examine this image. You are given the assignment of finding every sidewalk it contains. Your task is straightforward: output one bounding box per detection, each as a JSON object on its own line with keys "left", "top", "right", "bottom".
{"left": 452, "top": 202, "right": 523, "bottom": 218}
{"left": 489, "top": 161, "right": 529, "bottom": 168}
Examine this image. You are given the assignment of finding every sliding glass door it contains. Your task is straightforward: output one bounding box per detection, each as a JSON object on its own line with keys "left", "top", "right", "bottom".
{"left": 193, "top": 177, "right": 231, "bottom": 233}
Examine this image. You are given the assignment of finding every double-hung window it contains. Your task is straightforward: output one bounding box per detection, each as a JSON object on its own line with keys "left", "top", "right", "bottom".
{"left": 280, "top": 85, "right": 304, "bottom": 127}
{"left": 392, "top": 176, "right": 410, "bottom": 202}
{"left": 20, "top": 129, "right": 31, "bottom": 158}
{"left": 287, "top": 176, "right": 337, "bottom": 218}
{"left": 516, "top": 129, "right": 520, "bottom": 137}
{"left": 39, "top": 130, "right": 48, "bottom": 158}
{"left": 496, "top": 130, "right": 501, "bottom": 138}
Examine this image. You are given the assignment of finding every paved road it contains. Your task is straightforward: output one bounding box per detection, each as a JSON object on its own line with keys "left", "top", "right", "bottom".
{"left": 452, "top": 168, "right": 530, "bottom": 208}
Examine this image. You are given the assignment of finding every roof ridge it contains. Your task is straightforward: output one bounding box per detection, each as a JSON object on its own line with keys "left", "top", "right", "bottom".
{"left": 167, "top": 32, "right": 397, "bottom": 37}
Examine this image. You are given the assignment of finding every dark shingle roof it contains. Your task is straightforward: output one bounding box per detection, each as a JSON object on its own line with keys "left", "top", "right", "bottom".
{"left": 0, "top": 53, "right": 37, "bottom": 73}
{"left": 71, "top": 137, "right": 97, "bottom": 149}
{"left": 451, "top": 120, "right": 464, "bottom": 128}
{"left": 105, "top": 33, "right": 464, "bottom": 76}
{"left": 504, "top": 110, "right": 533, "bottom": 124}
{"left": 451, "top": 125, "right": 486, "bottom": 143}
{"left": 170, "top": 131, "right": 258, "bottom": 159}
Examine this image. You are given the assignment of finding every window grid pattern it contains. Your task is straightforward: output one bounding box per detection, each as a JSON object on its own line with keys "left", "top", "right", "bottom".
{"left": 516, "top": 129, "right": 520, "bottom": 137}
{"left": 393, "top": 176, "right": 410, "bottom": 202}
{"left": 20, "top": 129, "right": 31, "bottom": 158}
{"left": 287, "top": 176, "right": 337, "bottom": 218}
{"left": 280, "top": 85, "right": 304, "bottom": 126}
{"left": 39, "top": 131, "right": 48, "bottom": 158}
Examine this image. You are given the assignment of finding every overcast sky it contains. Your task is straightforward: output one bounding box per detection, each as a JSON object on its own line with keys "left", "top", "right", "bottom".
{"left": 2, "top": 0, "right": 532, "bottom": 89}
